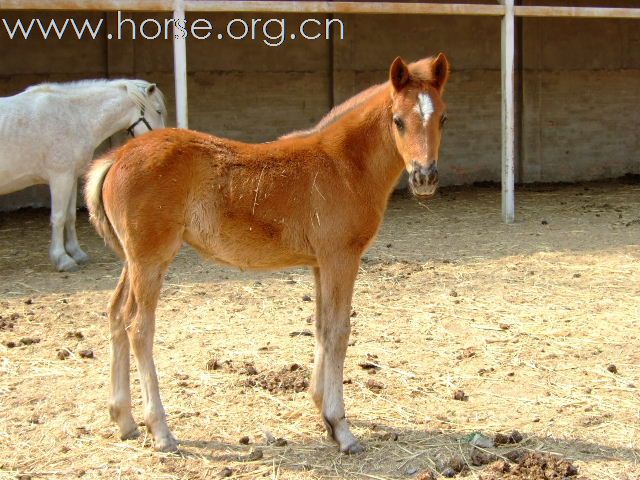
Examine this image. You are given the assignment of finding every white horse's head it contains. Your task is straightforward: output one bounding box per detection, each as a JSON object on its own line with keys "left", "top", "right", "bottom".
{"left": 121, "top": 80, "right": 166, "bottom": 137}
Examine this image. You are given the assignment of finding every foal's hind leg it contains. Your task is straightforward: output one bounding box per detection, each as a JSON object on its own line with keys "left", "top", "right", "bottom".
{"left": 108, "top": 266, "right": 139, "bottom": 440}
{"left": 64, "top": 179, "right": 89, "bottom": 264}
{"left": 125, "top": 261, "right": 177, "bottom": 452}
{"left": 313, "top": 256, "right": 362, "bottom": 454}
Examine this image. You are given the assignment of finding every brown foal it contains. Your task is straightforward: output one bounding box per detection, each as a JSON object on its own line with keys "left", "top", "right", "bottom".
{"left": 85, "top": 54, "right": 450, "bottom": 454}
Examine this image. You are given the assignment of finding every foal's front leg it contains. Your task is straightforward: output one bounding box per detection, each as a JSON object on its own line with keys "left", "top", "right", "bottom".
{"left": 313, "top": 256, "right": 362, "bottom": 454}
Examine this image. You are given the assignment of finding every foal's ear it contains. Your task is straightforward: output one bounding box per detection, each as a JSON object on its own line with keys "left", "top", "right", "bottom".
{"left": 390, "top": 56, "right": 411, "bottom": 92}
{"left": 431, "top": 53, "right": 450, "bottom": 93}
{"left": 146, "top": 83, "right": 157, "bottom": 96}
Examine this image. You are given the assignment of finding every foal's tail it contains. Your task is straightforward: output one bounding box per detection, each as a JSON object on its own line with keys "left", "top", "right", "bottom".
{"left": 84, "top": 156, "right": 125, "bottom": 259}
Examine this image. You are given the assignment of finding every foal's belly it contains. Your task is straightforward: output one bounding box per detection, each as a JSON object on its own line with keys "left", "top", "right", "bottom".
{"left": 185, "top": 220, "right": 316, "bottom": 271}
{"left": 192, "top": 239, "right": 316, "bottom": 270}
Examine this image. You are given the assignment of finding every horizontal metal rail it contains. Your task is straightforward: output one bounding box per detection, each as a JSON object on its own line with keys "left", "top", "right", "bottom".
{"left": 2, "top": 1, "right": 640, "bottom": 20}
{"left": 515, "top": 5, "right": 640, "bottom": 18}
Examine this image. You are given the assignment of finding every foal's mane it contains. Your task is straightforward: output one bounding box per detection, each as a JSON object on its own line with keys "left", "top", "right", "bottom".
{"left": 281, "top": 82, "right": 388, "bottom": 140}
{"left": 25, "top": 79, "right": 167, "bottom": 117}
{"left": 281, "top": 55, "right": 442, "bottom": 140}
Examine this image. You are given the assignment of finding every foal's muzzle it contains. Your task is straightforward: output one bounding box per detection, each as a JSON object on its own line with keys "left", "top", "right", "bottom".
{"left": 409, "top": 162, "right": 439, "bottom": 198}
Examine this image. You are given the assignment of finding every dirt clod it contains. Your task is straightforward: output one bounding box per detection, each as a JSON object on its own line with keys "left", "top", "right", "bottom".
{"left": 358, "top": 361, "right": 379, "bottom": 371}
{"left": 494, "top": 430, "right": 523, "bottom": 445}
{"left": 20, "top": 337, "right": 40, "bottom": 346}
{"left": 206, "top": 358, "right": 221, "bottom": 370}
{"left": 607, "top": 364, "right": 618, "bottom": 374}
{"left": 273, "top": 437, "right": 288, "bottom": 447}
{"left": 457, "top": 347, "right": 477, "bottom": 360}
{"left": 366, "top": 379, "right": 385, "bottom": 393}
{"left": 0, "top": 317, "right": 15, "bottom": 330}
{"left": 57, "top": 349, "right": 71, "bottom": 360}
{"left": 243, "top": 365, "right": 309, "bottom": 393}
{"left": 218, "top": 467, "right": 233, "bottom": 478}
{"left": 416, "top": 471, "right": 436, "bottom": 480}
{"left": 471, "top": 447, "right": 497, "bottom": 466}
{"left": 453, "top": 389, "right": 468, "bottom": 401}
{"left": 242, "top": 448, "right": 263, "bottom": 461}
{"left": 3, "top": 340, "right": 16, "bottom": 348}
{"left": 239, "top": 436, "right": 250, "bottom": 445}
{"left": 441, "top": 467, "right": 457, "bottom": 477}
{"left": 437, "top": 453, "right": 466, "bottom": 476}
{"left": 377, "top": 431, "right": 398, "bottom": 441}
{"left": 244, "top": 363, "right": 258, "bottom": 375}
{"left": 301, "top": 294, "right": 312, "bottom": 302}
{"left": 504, "top": 449, "right": 526, "bottom": 463}
{"left": 480, "top": 452, "right": 579, "bottom": 479}
{"left": 78, "top": 350, "right": 94, "bottom": 359}
{"left": 66, "top": 331, "right": 84, "bottom": 340}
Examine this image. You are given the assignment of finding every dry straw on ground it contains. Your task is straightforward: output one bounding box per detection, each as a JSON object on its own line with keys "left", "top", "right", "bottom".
{"left": 1, "top": 180, "right": 639, "bottom": 479}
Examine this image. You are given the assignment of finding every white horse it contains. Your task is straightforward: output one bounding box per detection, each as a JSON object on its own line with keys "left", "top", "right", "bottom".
{"left": 0, "top": 79, "right": 166, "bottom": 271}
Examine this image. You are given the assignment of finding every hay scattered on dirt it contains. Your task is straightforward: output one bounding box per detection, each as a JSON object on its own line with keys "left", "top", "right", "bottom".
{"left": 1, "top": 181, "right": 639, "bottom": 479}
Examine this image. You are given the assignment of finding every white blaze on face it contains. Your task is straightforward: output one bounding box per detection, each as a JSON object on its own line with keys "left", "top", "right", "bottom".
{"left": 414, "top": 92, "right": 434, "bottom": 127}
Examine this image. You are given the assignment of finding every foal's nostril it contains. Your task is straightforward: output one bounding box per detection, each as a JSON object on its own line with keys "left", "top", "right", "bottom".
{"left": 427, "top": 169, "right": 438, "bottom": 186}
{"left": 423, "top": 164, "right": 438, "bottom": 186}
{"left": 411, "top": 169, "right": 425, "bottom": 186}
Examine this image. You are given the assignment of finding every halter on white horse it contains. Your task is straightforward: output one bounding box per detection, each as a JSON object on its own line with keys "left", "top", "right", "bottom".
{"left": 122, "top": 80, "right": 164, "bottom": 137}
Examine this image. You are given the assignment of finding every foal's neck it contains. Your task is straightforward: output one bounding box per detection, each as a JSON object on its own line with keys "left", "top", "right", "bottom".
{"left": 323, "top": 88, "right": 405, "bottom": 204}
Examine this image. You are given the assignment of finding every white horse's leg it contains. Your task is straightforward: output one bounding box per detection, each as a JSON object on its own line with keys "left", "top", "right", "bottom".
{"left": 64, "top": 180, "right": 89, "bottom": 264}
{"left": 314, "top": 256, "right": 363, "bottom": 454}
{"left": 49, "top": 173, "right": 79, "bottom": 272}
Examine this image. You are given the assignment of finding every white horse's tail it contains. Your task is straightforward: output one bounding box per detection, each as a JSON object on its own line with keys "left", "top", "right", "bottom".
{"left": 84, "top": 156, "right": 125, "bottom": 259}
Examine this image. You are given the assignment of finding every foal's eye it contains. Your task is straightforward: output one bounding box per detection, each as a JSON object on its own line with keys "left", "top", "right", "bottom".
{"left": 440, "top": 114, "right": 448, "bottom": 127}
{"left": 393, "top": 116, "right": 405, "bottom": 131}
{"left": 156, "top": 110, "right": 162, "bottom": 116}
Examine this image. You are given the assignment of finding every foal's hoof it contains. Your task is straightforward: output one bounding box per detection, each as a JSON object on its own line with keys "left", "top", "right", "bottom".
{"left": 120, "top": 427, "right": 141, "bottom": 441}
{"left": 154, "top": 435, "right": 179, "bottom": 453}
{"left": 340, "top": 441, "right": 364, "bottom": 455}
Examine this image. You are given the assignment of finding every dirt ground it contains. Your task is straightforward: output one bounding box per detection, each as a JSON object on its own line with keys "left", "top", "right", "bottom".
{"left": 1, "top": 180, "right": 639, "bottom": 479}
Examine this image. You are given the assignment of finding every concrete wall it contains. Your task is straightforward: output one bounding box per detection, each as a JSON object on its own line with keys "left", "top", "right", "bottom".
{"left": 521, "top": 10, "right": 640, "bottom": 182}
{"left": 0, "top": 4, "right": 639, "bottom": 210}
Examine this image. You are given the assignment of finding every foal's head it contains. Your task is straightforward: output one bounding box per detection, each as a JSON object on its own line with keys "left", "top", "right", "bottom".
{"left": 388, "top": 54, "right": 450, "bottom": 198}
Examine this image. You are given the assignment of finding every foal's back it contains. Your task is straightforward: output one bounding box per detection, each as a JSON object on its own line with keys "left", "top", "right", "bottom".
{"left": 102, "top": 128, "right": 337, "bottom": 270}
